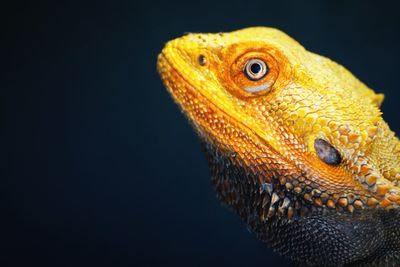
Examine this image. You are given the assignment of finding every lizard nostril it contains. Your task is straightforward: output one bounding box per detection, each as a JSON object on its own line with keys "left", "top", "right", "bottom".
{"left": 198, "top": 55, "right": 207, "bottom": 66}
{"left": 314, "top": 138, "right": 342, "bottom": 165}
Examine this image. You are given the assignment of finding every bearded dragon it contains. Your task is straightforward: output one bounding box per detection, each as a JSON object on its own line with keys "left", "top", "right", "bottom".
{"left": 157, "top": 27, "right": 400, "bottom": 266}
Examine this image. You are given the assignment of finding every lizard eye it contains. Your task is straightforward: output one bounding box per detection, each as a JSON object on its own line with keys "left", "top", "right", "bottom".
{"left": 244, "top": 59, "right": 269, "bottom": 81}
{"left": 221, "top": 48, "right": 290, "bottom": 98}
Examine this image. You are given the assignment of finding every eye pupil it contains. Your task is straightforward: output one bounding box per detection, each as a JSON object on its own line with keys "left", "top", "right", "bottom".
{"left": 250, "top": 63, "right": 262, "bottom": 74}
{"left": 244, "top": 58, "right": 268, "bottom": 81}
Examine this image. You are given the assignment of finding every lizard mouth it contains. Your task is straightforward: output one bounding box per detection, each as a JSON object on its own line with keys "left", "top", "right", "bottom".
{"left": 158, "top": 49, "right": 246, "bottom": 141}
{"left": 158, "top": 41, "right": 400, "bottom": 211}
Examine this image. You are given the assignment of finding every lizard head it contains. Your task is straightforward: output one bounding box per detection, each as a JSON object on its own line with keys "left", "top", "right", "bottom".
{"left": 157, "top": 27, "right": 400, "bottom": 218}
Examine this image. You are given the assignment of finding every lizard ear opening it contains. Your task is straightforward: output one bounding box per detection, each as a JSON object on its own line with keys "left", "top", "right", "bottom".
{"left": 314, "top": 138, "right": 342, "bottom": 165}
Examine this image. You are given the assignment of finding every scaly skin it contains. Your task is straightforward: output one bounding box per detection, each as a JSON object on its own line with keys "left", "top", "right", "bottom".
{"left": 157, "top": 27, "right": 400, "bottom": 266}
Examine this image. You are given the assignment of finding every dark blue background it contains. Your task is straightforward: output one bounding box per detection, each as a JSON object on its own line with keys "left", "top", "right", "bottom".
{"left": 4, "top": 1, "right": 400, "bottom": 266}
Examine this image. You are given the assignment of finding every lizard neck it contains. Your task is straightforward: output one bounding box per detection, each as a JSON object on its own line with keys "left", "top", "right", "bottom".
{"left": 202, "top": 140, "right": 400, "bottom": 266}
{"left": 201, "top": 139, "right": 324, "bottom": 224}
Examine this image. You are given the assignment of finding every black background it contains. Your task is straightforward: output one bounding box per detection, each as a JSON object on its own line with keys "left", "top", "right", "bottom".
{"left": 4, "top": 1, "right": 400, "bottom": 266}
